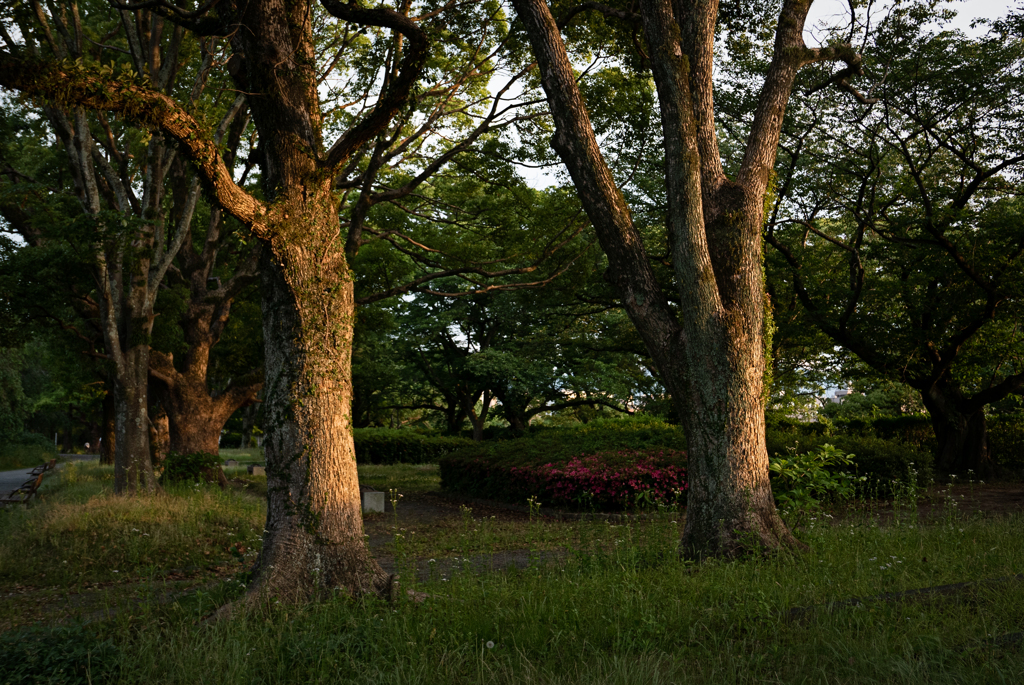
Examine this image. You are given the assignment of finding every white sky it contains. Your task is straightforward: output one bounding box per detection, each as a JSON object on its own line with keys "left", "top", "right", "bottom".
{"left": 805, "top": 0, "right": 1017, "bottom": 41}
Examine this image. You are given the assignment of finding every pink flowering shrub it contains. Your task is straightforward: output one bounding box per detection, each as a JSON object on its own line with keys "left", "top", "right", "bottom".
{"left": 441, "top": 447, "right": 687, "bottom": 511}
{"left": 509, "top": 451, "right": 688, "bottom": 510}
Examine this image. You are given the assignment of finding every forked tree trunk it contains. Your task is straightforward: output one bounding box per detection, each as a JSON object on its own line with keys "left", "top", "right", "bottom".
{"left": 676, "top": 195, "right": 793, "bottom": 558}
{"left": 228, "top": 0, "right": 426, "bottom": 599}
{"left": 151, "top": 349, "right": 261, "bottom": 456}
{"left": 511, "top": 0, "right": 818, "bottom": 559}
{"left": 922, "top": 384, "right": 992, "bottom": 476}
{"left": 465, "top": 391, "right": 492, "bottom": 442}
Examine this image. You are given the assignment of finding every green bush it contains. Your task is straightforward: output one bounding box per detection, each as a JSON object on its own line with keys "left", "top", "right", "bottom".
{"left": 769, "top": 443, "right": 865, "bottom": 511}
{"left": 988, "top": 416, "right": 1024, "bottom": 470}
{"left": 160, "top": 451, "right": 222, "bottom": 484}
{"left": 0, "top": 623, "right": 119, "bottom": 685}
{"left": 440, "top": 416, "right": 687, "bottom": 505}
{"left": 766, "top": 428, "right": 933, "bottom": 494}
{"left": 0, "top": 432, "right": 57, "bottom": 471}
{"left": 353, "top": 429, "right": 473, "bottom": 465}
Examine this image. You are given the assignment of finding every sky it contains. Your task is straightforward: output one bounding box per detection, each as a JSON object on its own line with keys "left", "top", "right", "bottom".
{"left": 805, "top": 0, "right": 1017, "bottom": 40}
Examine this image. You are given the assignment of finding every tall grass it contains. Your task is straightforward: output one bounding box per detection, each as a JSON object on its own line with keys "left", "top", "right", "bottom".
{"left": 0, "top": 462, "right": 264, "bottom": 586}
{"left": 108, "top": 511, "right": 1024, "bottom": 684}
{"left": 3, "top": 462, "right": 1024, "bottom": 683}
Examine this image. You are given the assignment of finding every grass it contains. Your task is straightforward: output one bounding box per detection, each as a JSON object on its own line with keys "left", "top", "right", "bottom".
{"left": 359, "top": 462, "right": 441, "bottom": 494}
{"left": 0, "top": 462, "right": 265, "bottom": 588}
{"left": 2, "top": 463, "right": 1024, "bottom": 683}
{"left": 96, "top": 513, "right": 1024, "bottom": 683}
{"left": 218, "top": 447, "right": 264, "bottom": 463}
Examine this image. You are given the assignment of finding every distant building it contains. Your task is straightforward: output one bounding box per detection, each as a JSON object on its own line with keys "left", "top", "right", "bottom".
{"left": 829, "top": 387, "right": 854, "bottom": 404}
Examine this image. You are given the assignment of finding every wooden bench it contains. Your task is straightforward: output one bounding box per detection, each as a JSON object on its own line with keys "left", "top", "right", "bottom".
{"left": 0, "top": 473, "right": 45, "bottom": 506}
{"left": 28, "top": 459, "right": 57, "bottom": 477}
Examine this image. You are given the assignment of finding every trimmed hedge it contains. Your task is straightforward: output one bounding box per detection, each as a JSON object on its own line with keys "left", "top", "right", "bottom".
{"left": 353, "top": 429, "right": 473, "bottom": 465}
{"left": 442, "top": 416, "right": 685, "bottom": 468}
{"left": 440, "top": 417, "right": 688, "bottom": 509}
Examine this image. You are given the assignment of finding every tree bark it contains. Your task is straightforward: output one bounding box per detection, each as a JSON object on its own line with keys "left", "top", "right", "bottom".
{"left": 219, "top": 0, "right": 427, "bottom": 601}
{"left": 114, "top": 344, "right": 157, "bottom": 493}
{"left": 100, "top": 386, "right": 116, "bottom": 465}
{"left": 254, "top": 244, "right": 390, "bottom": 600}
{"left": 151, "top": 349, "right": 261, "bottom": 455}
{"left": 148, "top": 404, "right": 170, "bottom": 468}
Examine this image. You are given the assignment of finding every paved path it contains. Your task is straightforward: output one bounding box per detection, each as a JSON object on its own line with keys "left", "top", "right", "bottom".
{"left": 0, "top": 455, "right": 93, "bottom": 497}
{"left": 0, "top": 467, "right": 39, "bottom": 497}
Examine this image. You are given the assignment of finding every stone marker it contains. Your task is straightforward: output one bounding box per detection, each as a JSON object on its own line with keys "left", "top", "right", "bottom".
{"left": 247, "top": 465, "right": 265, "bottom": 476}
{"left": 362, "top": 490, "right": 385, "bottom": 514}
{"left": 224, "top": 459, "right": 239, "bottom": 467}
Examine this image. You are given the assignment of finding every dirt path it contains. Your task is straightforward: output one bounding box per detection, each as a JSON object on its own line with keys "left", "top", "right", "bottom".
{"left": 835, "top": 482, "right": 1024, "bottom": 523}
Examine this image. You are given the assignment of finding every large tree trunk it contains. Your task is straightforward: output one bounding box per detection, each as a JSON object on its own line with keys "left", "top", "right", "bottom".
{"left": 922, "top": 383, "right": 992, "bottom": 476}
{"left": 676, "top": 193, "right": 792, "bottom": 557}
{"left": 228, "top": 0, "right": 428, "bottom": 601}
{"left": 114, "top": 345, "right": 157, "bottom": 493}
{"left": 252, "top": 240, "right": 390, "bottom": 601}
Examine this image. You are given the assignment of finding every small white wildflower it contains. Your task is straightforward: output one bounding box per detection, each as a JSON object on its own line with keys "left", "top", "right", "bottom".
{"left": 486, "top": 641, "right": 495, "bottom": 649}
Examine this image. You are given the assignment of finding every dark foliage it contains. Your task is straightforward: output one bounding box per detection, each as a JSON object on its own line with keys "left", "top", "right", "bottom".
{"left": 159, "top": 451, "right": 223, "bottom": 485}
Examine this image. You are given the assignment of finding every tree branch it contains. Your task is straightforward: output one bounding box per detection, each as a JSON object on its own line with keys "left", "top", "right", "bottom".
{"left": 0, "top": 52, "right": 269, "bottom": 236}
{"left": 319, "top": 0, "right": 429, "bottom": 170}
